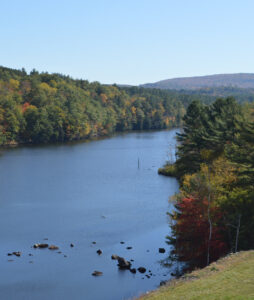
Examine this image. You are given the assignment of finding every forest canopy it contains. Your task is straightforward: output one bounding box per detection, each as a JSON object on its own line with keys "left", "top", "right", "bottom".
{"left": 165, "top": 97, "right": 254, "bottom": 270}
{"left": 0, "top": 66, "right": 212, "bottom": 146}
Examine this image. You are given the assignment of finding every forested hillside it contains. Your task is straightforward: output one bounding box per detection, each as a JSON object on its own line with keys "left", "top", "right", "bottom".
{"left": 161, "top": 97, "right": 254, "bottom": 270}
{"left": 142, "top": 73, "right": 254, "bottom": 90}
{"left": 0, "top": 66, "right": 196, "bottom": 146}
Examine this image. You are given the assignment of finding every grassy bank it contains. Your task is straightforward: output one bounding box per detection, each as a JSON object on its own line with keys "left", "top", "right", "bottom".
{"left": 141, "top": 251, "right": 254, "bottom": 300}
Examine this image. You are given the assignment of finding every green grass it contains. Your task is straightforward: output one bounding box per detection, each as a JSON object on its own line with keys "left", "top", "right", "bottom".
{"left": 141, "top": 251, "right": 254, "bottom": 300}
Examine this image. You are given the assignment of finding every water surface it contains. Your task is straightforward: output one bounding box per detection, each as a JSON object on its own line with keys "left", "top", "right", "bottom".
{"left": 0, "top": 129, "right": 179, "bottom": 300}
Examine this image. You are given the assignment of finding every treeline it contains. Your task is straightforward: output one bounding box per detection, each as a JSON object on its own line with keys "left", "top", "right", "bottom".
{"left": 176, "top": 86, "right": 254, "bottom": 103}
{"left": 164, "top": 97, "right": 254, "bottom": 270}
{"left": 0, "top": 66, "right": 209, "bottom": 146}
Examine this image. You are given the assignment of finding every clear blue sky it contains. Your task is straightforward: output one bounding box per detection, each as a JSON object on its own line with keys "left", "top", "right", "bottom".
{"left": 1, "top": 0, "right": 254, "bottom": 85}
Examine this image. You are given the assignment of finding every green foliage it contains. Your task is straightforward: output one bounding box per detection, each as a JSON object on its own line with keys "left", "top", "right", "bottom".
{"left": 0, "top": 66, "right": 192, "bottom": 145}
{"left": 167, "top": 97, "right": 254, "bottom": 268}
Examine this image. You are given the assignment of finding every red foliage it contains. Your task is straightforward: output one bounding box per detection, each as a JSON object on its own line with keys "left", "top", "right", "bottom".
{"left": 22, "top": 102, "right": 30, "bottom": 113}
{"left": 172, "top": 196, "right": 228, "bottom": 268}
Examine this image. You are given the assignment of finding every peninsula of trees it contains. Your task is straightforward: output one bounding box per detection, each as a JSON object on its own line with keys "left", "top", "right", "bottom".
{"left": 161, "top": 97, "right": 254, "bottom": 270}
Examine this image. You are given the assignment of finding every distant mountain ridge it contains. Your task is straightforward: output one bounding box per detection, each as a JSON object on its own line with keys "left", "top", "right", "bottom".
{"left": 141, "top": 73, "right": 254, "bottom": 90}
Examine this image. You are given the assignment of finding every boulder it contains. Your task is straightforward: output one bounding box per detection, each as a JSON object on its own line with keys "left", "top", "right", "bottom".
{"left": 111, "top": 254, "right": 119, "bottom": 260}
{"left": 92, "top": 270, "right": 103, "bottom": 276}
{"left": 159, "top": 248, "right": 166, "bottom": 253}
{"left": 33, "top": 243, "right": 48, "bottom": 249}
{"left": 137, "top": 267, "right": 146, "bottom": 273}
{"left": 130, "top": 268, "right": 136, "bottom": 274}
{"left": 97, "top": 249, "right": 102, "bottom": 255}
{"left": 48, "top": 245, "right": 59, "bottom": 250}
{"left": 12, "top": 252, "right": 21, "bottom": 257}
{"left": 117, "top": 257, "right": 131, "bottom": 269}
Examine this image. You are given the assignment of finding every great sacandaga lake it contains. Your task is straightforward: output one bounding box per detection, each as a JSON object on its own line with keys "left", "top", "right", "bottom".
{"left": 0, "top": 129, "right": 179, "bottom": 300}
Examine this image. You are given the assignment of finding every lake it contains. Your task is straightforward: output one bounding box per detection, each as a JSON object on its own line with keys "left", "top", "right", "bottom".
{"left": 0, "top": 129, "right": 179, "bottom": 300}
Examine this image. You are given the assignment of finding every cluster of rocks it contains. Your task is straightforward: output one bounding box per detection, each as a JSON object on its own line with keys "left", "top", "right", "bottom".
{"left": 7, "top": 239, "right": 167, "bottom": 280}
{"left": 91, "top": 243, "right": 166, "bottom": 277}
{"left": 7, "top": 242, "right": 75, "bottom": 262}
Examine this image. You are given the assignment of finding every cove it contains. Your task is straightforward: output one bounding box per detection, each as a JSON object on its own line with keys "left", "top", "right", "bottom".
{"left": 0, "top": 129, "right": 179, "bottom": 300}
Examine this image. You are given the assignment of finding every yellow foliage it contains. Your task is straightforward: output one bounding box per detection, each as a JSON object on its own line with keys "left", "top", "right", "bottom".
{"left": 164, "top": 117, "right": 170, "bottom": 126}
{"left": 131, "top": 106, "right": 136, "bottom": 115}
{"left": 9, "top": 79, "right": 20, "bottom": 90}
{"left": 84, "top": 123, "right": 91, "bottom": 136}
{"left": 39, "top": 82, "right": 57, "bottom": 94}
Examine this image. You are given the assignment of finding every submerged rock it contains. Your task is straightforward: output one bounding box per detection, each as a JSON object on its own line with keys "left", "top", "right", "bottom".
{"left": 117, "top": 257, "right": 131, "bottom": 269}
{"left": 126, "top": 246, "right": 132, "bottom": 250}
{"left": 70, "top": 243, "right": 74, "bottom": 247}
{"left": 120, "top": 241, "right": 125, "bottom": 244}
{"left": 92, "top": 270, "right": 103, "bottom": 276}
{"left": 97, "top": 249, "right": 102, "bottom": 255}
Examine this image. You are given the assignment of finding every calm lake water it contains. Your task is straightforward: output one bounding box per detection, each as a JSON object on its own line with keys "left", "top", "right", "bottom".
{"left": 0, "top": 129, "right": 179, "bottom": 300}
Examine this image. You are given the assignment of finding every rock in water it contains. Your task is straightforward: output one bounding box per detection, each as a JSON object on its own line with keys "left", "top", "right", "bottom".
{"left": 111, "top": 254, "right": 119, "bottom": 260}
{"left": 137, "top": 267, "right": 146, "bottom": 273}
{"left": 117, "top": 257, "right": 131, "bottom": 269}
{"left": 92, "top": 271, "right": 103, "bottom": 276}
{"left": 126, "top": 246, "right": 132, "bottom": 250}
{"left": 33, "top": 243, "right": 49, "bottom": 249}
{"left": 97, "top": 249, "right": 102, "bottom": 255}
{"left": 130, "top": 268, "right": 136, "bottom": 274}
{"left": 48, "top": 245, "right": 59, "bottom": 250}
{"left": 70, "top": 243, "right": 74, "bottom": 247}
{"left": 159, "top": 248, "right": 166, "bottom": 253}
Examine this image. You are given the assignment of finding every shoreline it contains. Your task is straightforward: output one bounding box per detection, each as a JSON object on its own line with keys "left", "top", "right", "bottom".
{"left": 0, "top": 127, "right": 179, "bottom": 150}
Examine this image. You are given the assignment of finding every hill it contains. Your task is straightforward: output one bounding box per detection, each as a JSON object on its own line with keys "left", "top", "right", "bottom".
{"left": 141, "top": 251, "right": 254, "bottom": 300}
{"left": 141, "top": 73, "right": 254, "bottom": 90}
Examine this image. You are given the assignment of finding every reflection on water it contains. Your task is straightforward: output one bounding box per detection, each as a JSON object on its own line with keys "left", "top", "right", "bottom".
{"left": 0, "top": 130, "right": 179, "bottom": 300}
